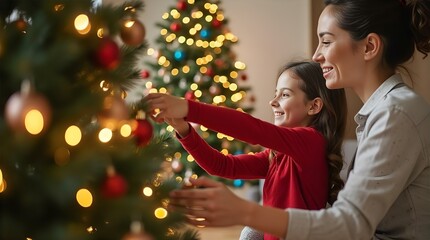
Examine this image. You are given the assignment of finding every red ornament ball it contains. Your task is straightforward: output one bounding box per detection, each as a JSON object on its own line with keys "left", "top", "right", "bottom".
{"left": 170, "top": 22, "right": 181, "bottom": 32}
{"left": 120, "top": 19, "right": 146, "bottom": 46}
{"left": 212, "top": 19, "right": 222, "bottom": 28}
{"left": 133, "top": 119, "right": 153, "bottom": 147}
{"left": 102, "top": 174, "right": 128, "bottom": 198}
{"left": 205, "top": 67, "right": 214, "bottom": 77}
{"left": 95, "top": 38, "right": 120, "bottom": 70}
{"left": 141, "top": 70, "right": 150, "bottom": 79}
{"left": 177, "top": 0, "right": 187, "bottom": 10}
{"left": 240, "top": 73, "right": 248, "bottom": 81}
{"left": 184, "top": 91, "right": 195, "bottom": 100}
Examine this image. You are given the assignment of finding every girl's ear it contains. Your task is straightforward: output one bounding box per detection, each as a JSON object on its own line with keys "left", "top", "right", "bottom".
{"left": 308, "top": 97, "right": 323, "bottom": 115}
{"left": 364, "top": 33, "right": 382, "bottom": 61}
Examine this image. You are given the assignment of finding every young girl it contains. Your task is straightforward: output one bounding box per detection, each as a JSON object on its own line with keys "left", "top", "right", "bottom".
{"left": 166, "top": 0, "right": 430, "bottom": 239}
{"left": 145, "top": 61, "right": 347, "bottom": 240}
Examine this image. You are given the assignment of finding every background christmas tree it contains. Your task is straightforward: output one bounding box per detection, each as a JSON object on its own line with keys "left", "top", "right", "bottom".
{"left": 143, "top": 0, "right": 259, "bottom": 187}
{"left": 0, "top": 0, "right": 198, "bottom": 239}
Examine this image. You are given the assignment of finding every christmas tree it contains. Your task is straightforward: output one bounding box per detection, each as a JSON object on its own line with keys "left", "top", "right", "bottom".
{"left": 0, "top": 0, "right": 198, "bottom": 239}
{"left": 143, "top": 0, "right": 258, "bottom": 187}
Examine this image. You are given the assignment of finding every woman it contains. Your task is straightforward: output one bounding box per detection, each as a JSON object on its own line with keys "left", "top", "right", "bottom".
{"left": 167, "top": 0, "right": 430, "bottom": 239}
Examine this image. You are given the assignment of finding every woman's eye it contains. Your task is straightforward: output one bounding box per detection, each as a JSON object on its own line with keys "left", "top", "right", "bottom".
{"left": 281, "top": 93, "right": 289, "bottom": 98}
{"left": 322, "top": 41, "right": 330, "bottom": 46}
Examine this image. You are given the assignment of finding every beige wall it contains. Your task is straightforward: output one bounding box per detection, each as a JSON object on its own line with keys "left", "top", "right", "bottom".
{"left": 106, "top": 0, "right": 430, "bottom": 140}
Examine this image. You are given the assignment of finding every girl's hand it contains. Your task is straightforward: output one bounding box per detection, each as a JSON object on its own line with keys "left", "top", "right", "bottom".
{"left": 143, "top": 93, "right": 189, "bottom": 123}
{"left": 165, "top": 117, "right": 190, "bottom": 138}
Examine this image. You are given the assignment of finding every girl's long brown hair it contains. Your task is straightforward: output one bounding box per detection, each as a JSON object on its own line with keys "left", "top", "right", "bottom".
{"left": 273, "top": 61, "right": 347, "bottom": 205}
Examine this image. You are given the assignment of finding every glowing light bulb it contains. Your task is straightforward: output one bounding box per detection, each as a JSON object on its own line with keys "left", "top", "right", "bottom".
{"left": 76, "top": 188, "right": 93, "bottom": 207}
{"left": 74, "top": 14, "right": 91, "bottom": 35}
{"left": 154, "top": 207, "right": 168, "bottom": 219}
{"left": 143, "top": 187, "right": 153, "bottom": 197}
{"left": 98, "top": 128, "right": 113, "bottom": 143}
{"left": 65, "top": 125, "right": 82, "bottom": 146}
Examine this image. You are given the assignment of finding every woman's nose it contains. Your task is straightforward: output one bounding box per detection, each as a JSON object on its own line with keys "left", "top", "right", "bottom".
{"left": 312, "top": 48, "right": 322, "bottom": 62}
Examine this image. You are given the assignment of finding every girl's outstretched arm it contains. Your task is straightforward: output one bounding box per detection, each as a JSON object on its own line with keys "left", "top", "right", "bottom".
{"left": 169, "top": 177, "right": 289, "bottom": 238}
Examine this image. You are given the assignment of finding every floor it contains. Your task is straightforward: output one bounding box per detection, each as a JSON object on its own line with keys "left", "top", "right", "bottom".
{"left": 195, "top": 225, "right": 244, "bottom": 240}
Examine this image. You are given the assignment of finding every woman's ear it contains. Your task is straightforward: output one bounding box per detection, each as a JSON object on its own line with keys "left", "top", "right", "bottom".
{"left": 364, "top": 33, "right": 382, "bottom": 61}
{"left": 308, "top": 97, "right": 323, "bottom": 115}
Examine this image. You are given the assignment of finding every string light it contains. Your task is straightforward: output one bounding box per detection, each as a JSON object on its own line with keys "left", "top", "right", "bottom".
{"left": 98, "top": 128, "right": 113, "bottom": 143}
{"left": 143, "top": 186, "right": 153, "bottom": 197}
{"left": 24, "top": 109, "right": 44, "bottom": 135}
{"left": 154, "top": 207, "right": 168, "bottom": 219}
{"left": 76, "top": 188, "right": 93, "bottom": 207}
{"left": 65, "top": 125, "right": 82, "bottom": 146}
{"left": 74, "top": 14, "right": 91, "bottom": 35}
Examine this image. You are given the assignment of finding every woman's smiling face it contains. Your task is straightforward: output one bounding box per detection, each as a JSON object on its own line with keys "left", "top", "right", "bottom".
{"left": 312, "top": 5, "right": 366, "bottom": 90}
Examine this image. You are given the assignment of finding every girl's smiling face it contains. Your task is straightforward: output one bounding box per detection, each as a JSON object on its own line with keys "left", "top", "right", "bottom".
{"left": 269, "top": 69, "right": 314, "bottom": 128}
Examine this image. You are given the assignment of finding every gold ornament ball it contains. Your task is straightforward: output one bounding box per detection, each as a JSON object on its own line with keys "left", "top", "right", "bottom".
{"left": 120, "top": 19, "right": 146, "bottom": 46}
{"left": 98, "top": 95, "right": 129, "bottom": 129}
{"left": 5, "top": 81, "right": 51, "bottom": 133}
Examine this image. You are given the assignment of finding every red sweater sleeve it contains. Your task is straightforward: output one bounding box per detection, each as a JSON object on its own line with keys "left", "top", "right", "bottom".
{"left": 178, "top": 126, "right": 270, "bottom": 179}
{"left": 185, "top": 100, "right": 325, "bottom": 162}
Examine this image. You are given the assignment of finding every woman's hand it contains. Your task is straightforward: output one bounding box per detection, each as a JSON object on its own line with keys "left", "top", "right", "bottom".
{"left": 168, "top": 176, "right": 251, "bottom": 227}
{"left": 144, "top": 93, "right": 189, "bottom": 123}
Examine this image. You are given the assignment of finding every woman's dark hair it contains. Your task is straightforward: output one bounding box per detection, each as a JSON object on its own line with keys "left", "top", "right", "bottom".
{"left": 275, "top": 61, "right": 347, "bottom": 205}
{"left": 324, "top": 0, "right": 430, "bottom": 68}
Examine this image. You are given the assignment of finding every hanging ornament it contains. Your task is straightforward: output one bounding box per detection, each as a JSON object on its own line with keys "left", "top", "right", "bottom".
{"left": 209, "top": 85, "right": 221, "bottom": 95}
{"left": 205, "top": 67, "right": 214, "bottom": 77}
{"left": 173, "top": 49, "right": 185, "bottom": 61}
{"left": 141, "top": 70, "right": 150, "bottom": 79}
{"left": 184, "top": 91, "right": 195, "bottom": 101}
{"left": 94, "top": 37, "right": 120, "bottom": 70}
{"left": 171, "top": 158, "right": 184, "bottom": 173}
{"left": 102, "top": 166, "right": 128, "bottom": 198}
{"left": 133, "top": 117, "right": 153, "bottom": 147}
{"left": 200, "top": 28, "right": 211, "bottom": 39}
{"left": 121, "top": 221, "right": 154, "bottom": 240}
{"left": 214, "top": 58, "right": 225, "bottom": 69}
{"left": 169, "top": 22, "right": 181, "bottom": 32}
{"left": 179, "top": 78, "right": 187, "bottom": 89}
{"left": 211, "top": 19, "right": 222, "bottom": 28}
{"left": 5, "top": 80, "right": 52, "bottom": 134}
{"left": 177, "top": 0, "right": 187, "bottom": 11}
{"left": 240, "top": 73, "right": 248, "bottom": 81}
{"left": 193, "top": 73, "right": 203, "bottom": 84}
{"left": 233, "top": 179, "right": 245, "bottom": 188}
{"left": 120, "top": 19, "right": 146, "bottom": 46}
{"left": 12, "top": 17, "right": 27, "bottom": 33}
{"left": 98, "top": 94, "right": 129, "bottom": 130}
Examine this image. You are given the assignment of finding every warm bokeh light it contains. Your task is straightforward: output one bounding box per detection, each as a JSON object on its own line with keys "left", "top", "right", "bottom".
{"left": 76, "top": 188, "right": 93, "bottom": 207}
{"left": 0, "top": 179, "right": 6, "bottom": 193}
{"left": 186, "top": 154, "right": 194, "bottom": 162}
{"left": 98, "top": 128, "right": 113, "bottom": 143}
{"left": 65, "top": 125, "right": 82, "bottom": 146}
{"left": 143, "top": 187, "right": 153, "bottom": 197}
{"left": 0, "top": 169, "right": 2, "bottom": 184}
{"left": 120, "top": 123, "right": 132, "bottom": 137}
{"left": 74, "top": 14, "right": 91, "bottom": 35}
{"left": 154, "top": 207, "right": 168, "bottom": 219}
{"left": 24, "top": 109, "right": 44, "bottom": 135}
